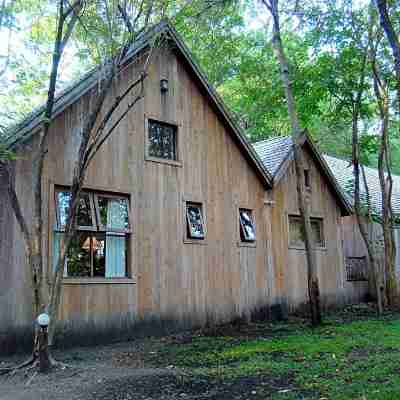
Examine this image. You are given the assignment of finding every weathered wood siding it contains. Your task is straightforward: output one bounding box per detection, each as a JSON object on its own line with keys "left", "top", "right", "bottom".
{"left": 0, "top": 46, "right": 277, "bottom": 351}
{"left": 0, "top": 45, "right": 364, "bottom": 353}
{"left": 269, "top": 147, "right": 351, "bottom": 310}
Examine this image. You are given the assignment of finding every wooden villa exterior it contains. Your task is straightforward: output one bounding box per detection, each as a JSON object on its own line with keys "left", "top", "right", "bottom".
{"left": 252, "top": 136, "right": 364, "bottom": 308}
{"left": 0, "top": 23, "right": 362, "bottom": 354}
{"left": 324, "top": 155, "right": 400, "bottom": 295}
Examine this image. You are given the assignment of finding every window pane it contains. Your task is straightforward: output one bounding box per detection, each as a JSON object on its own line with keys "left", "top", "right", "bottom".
{"left": 105, "top": 234, "right": 126, "bottom": 277}
{"left": 186, "top": 204, "right": 205, "bottom": 239}
{"left": 304, "top": 170, "right": 310, "bottom": 188}
{"left": 77, "top": 193, "right": 93, "bottom": 227}
{"left": 56, "top": 191, "right": 94, "bottom": 228}
{"left": 98, "top": 197, "right": 129, "bottom": 230}
{"left": 148, "top": 120, "right": 177, "bottom": 160}
{"left": 311, "top": 219, "right": 324, "bottom": 247}
{"left": 289, "top": 216, "right": 304, "bottom": 246}
{"left": 239, "top": 209, "right": 256, "bottom": 242}
{"left": 66, "top": 232, "right": 92, "bottom": 277}
{"left": 93, "top": 235, "right": 106, "bottom": 277}
{"left": 57, "top": 191, "right": 71, "bottom": 228}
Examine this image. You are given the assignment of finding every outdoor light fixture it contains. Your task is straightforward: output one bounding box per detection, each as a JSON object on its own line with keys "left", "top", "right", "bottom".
{"left": 160, "top": 78, "right": 169, "bottom": 93}
{"left": 37, "top": 313, "right": 51, "bottom": 373}
{"left": 37, "top": 313, "right": 50, "bottom": 329}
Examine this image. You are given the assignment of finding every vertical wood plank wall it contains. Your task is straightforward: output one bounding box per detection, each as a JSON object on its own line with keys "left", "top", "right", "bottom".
{"left": 269, "top": 148, "right": 357, "bottom": 310}
{"left": 0, "top": 46, "right": 364, "bottom": 351}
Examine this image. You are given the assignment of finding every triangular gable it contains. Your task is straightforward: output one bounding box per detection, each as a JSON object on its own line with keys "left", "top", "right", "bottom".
{"left": 253, "top": 131, "right": 352, "bottom": 216}
{"left": 5, "top": 21, "right": 272, "bottom": 189}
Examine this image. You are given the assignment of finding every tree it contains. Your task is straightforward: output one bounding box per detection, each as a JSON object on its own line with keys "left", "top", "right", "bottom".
{"left": 370, "top": 4, "right": 398, "bottom": 306}
{"left": 0, "top": 0, "right": 158, "bottom": 370}
{"left": 375, "top": 0, "right": 400, "bottom": 115}
{"left": 262, "top": 0, "right": 322, "bottom": 326}
{"left": 0, "top": 0, "right": 234, "bottom": 372}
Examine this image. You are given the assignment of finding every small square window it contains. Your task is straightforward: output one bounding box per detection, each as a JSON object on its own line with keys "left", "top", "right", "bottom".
{"left": 345, "top": 256, "right": 368, "bottom": 281}
{"left": 148, "top": 119, "right": 177, "bottom": 160}
{"left": 239, "top": 209, "right": 256, "bottom": 242}
{"left": 186, "top": 202, "right": 205, "bottom": 239}
{"left": 288, "top": 215, "right": 325, "bottom": 248}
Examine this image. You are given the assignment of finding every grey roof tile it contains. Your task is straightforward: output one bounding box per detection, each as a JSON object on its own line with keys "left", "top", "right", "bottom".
{"left": 324, "top": 154, "right": 400, "bottom": 217}
{"left": 252, "top": 134, "right": 400, "bottom": 218}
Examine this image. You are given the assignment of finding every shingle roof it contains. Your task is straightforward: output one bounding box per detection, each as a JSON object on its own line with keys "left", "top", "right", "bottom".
{"left": 252, "top": 136, "right": 292, "bottom": 177}
{"left": 252, "top": 134, "right": 400, "bottom": 218}
{"left": 252, "top": 134, "right": 352, "bottom": 215}
{"left": 324, "top": 154, "right": 400, "bottom": 217}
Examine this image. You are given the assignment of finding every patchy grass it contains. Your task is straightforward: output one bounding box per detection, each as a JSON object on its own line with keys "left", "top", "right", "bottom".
{"left": 148, "top": 311, "right": 400, "bottom": 399}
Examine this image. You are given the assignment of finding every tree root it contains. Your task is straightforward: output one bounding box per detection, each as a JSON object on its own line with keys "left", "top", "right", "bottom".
{"left": 0, "top": 354, "right": 69, "bottom": 376}
{"left": 0, "top": 355, "right": 36, "bottom": 375}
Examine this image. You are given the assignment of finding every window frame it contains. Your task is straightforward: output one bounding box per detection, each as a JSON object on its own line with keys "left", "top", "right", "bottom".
{"left": 288, "top": 214, "right": 326, "bottom": 250}
{"left": 345, "top": 256, "right": 368, "bottom": 282}
{"left": 52, "top": 185, "right": 132, "bottom": 280}
{"left": 183, "top": 198, "right": 207, "bottom": 245}
{"left": 238, "top": 208, "right": 257, "bottom": 247}
{"left": 54, "top": 188, "right": 97, "bottom": 231}
{"left": 94, "top": 193, "right": 132, "bottom": 234}
{"left": 144, "top": 116, "right": 182, "bottom": 167}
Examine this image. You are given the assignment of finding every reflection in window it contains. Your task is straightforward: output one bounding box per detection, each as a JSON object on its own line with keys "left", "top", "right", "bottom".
{"left": 54, "top": 189, "right": 129, "bottom": 278}
{"left": 97, "top": 197, "right": 130, "bottom": 231}
{"left": 56, "top": 191, "right": 94, "bottom": 228}
{"left": 148, "top": 119, "right": 177, "bottom": 160}
{"left": 239, "top": 209, "right": 256, "bottom": 242}
{"left": 186, "top": 203, "right": 205, "bottom": 239}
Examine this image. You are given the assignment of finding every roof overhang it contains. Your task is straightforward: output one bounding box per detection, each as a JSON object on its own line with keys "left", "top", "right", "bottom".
{"left": 5, "top": 21, "right": 273, "bottom": 189}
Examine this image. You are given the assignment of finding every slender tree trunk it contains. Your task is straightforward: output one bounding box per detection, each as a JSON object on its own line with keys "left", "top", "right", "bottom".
{"left": 352, "top": 110, "right": 384, "bottom": 314}
{"left": 375, "top": 0, "right": 400, "bottom": 115}
{"left": 375, "top": 80, "right": 397, "bottom": 306}
{"left": 262, "top": 0, "right": 321, "bottom": 325}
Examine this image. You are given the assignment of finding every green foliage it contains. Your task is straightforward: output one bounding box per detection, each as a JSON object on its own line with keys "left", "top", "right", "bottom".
{"left": 0, "top": 143, "right": 15, "bottom": 161}
{"left": 154, "top": 313, "right": 400, "bottom": 399}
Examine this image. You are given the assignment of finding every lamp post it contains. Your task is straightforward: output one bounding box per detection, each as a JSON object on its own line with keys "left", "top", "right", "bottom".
{"left": 37, "top": 313, "right": 50, "bottom": 373}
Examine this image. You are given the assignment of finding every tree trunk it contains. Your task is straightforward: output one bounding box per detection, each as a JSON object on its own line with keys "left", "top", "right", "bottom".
{"left": 376, "top": 84, "right": 397, "bottom": 306}
{"left": 375, "top": 0, "right": 400, "bottom": 116}
{"left": 262, "top": 0, "right": 321, "bottom": 325}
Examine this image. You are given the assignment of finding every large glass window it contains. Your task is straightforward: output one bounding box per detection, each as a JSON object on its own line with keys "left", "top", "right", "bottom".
{"left": 239, "top": 209, "right": 256, "bottom": 242}
{"left": 54, "top": 189, "right": 130, "bottom": 278}
{"left": 148, "top": 119, "right": 177, "bottom": 160}
{"left": 288, "top": 215, "right": 325, "bottom": 248}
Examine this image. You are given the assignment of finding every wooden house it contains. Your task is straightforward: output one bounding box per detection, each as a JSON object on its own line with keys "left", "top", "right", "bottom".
{"left": 0, "top": 23, "right": 358, "bottom": 354}
{"left": 252, "top": 135, "right": 364, "bottom": 308}
{"left": 324, "top": 155, "right": 400, "bottom": 293}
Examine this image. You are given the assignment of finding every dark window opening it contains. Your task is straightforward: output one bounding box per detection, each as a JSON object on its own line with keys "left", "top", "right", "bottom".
{"left": 186, "top": 202, "right": 205, "bottom": 239}
{"left": 148, "top": 119, "right": 177, "bottom": 160}
{"left": 345, "top": 256, "right": 368, "bottom": 281}
{"left": 304, "top": 169, "right": 310, "bottom": 189}
{"left": 239, "top": 209, "right": 256, "bottom": 242}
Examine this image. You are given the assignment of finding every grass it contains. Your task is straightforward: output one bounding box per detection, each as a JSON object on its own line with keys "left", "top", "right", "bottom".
{"left": 151, "top": 310, "right": 400, "bottom": 399}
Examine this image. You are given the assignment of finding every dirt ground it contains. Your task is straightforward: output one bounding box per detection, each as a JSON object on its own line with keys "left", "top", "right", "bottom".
{"left": 1, "top": 307, "right": 393, "bottom": 400}
{"left": 0, "top": 331, "right": 285, "bottom": 400}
